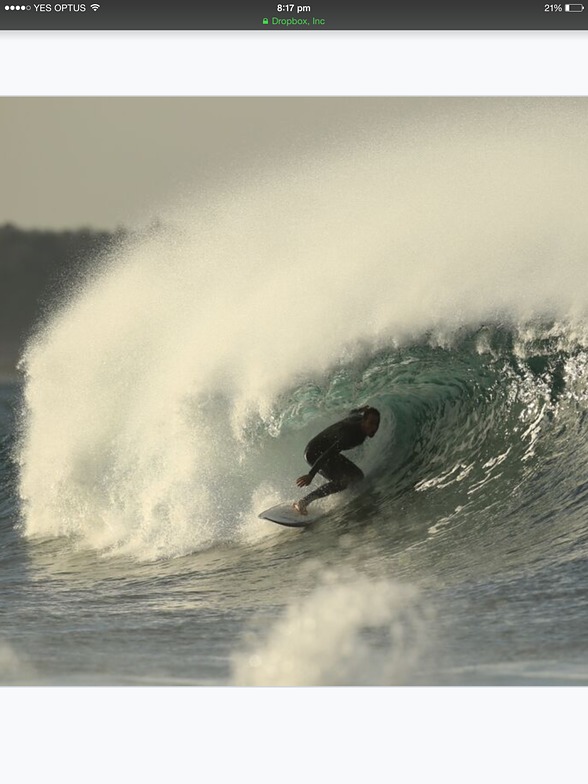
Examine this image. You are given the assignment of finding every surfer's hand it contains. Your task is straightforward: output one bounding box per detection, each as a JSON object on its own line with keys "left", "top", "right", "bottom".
{"left": 296, "top": 474, "right": 312, "bottom": 487}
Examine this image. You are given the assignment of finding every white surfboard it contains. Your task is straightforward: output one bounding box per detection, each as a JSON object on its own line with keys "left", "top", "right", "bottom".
{"left": 258, "top": 503, "right": 320, "bottom": 527}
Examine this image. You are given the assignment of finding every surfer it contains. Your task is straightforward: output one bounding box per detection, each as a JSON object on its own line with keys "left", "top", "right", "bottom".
{"left": 293, "top": 406, "right": 380, "bottom": 515}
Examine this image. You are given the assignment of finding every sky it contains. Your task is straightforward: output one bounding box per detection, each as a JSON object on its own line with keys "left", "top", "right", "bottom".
{"left": 2, "top": 96, "right": 584, "bottom": 232}
{"left": 0, "top": 96, "right": 513, "bottom": 231}
{"left": 0, "top": 97, "right": 414, "bottom": 230}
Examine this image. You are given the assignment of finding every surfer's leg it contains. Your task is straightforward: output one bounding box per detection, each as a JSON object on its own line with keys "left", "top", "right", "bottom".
{"left": 299, "top": 479, "right": 348, "bottom": 506}
{"left": 321, "top": 454, "right": 364, "bottom": 487}
{"left": 298, "top": 455, "right": 363, "bottom": 509}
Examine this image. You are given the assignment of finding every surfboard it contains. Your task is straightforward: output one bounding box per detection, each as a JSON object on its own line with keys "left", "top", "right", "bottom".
{"left": 258, "top": 503, "right": 319, "bottom": 527}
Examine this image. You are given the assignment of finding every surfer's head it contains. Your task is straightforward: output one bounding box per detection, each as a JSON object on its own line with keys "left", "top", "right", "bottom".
{"left": 360, "top": 407, "right": 380, "bottom": 437}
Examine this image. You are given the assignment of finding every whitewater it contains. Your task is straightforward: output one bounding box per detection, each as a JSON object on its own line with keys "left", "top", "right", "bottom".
{"left": 2, "top": 98, "right": 588, "bottom": 685}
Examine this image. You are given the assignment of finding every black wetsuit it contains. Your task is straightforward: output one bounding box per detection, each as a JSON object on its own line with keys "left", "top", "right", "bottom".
{"left": 300, "top": 412, "right": 368, "bottom": 506}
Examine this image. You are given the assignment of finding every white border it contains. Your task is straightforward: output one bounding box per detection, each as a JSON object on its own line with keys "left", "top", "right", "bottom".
{"left": 1, "top": 31, "right": 588, "bottom": 95}
{"left": 2, "top": 687, "right": 586, "bottom": 782}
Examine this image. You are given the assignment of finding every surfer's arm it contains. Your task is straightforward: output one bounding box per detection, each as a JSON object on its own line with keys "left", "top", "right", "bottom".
{"left": 296, "top": 442, "right": 338, "bottom": 487}
{"left": 307, "top": 442, "right": 339, "bottom": 480}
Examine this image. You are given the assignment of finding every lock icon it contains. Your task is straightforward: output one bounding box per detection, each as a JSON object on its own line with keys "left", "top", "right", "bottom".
{"left": 263, "top": 17, "right": 269, "bottom": 24}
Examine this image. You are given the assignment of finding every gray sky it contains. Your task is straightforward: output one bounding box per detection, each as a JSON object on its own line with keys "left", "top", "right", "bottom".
{"left": 1, "top": 97, "right": 579, "bottom": 231}
{"left": 0, "top": 96, "right": 501, "bottom": 231}
{"left": 0, "top": 97, "right": 411, "bottom": 230}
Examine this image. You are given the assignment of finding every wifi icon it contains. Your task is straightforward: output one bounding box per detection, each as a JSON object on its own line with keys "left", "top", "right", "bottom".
{"left": 90, "top": 3, "right": 100, "bottom": 9}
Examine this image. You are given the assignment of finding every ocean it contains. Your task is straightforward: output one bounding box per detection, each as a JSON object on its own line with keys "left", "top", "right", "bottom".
{"left": 2, "top": 99, "right": 588, "bottom": 691}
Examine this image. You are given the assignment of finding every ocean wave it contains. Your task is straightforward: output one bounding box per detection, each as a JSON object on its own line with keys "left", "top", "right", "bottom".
{"left": 15, "top": 101, "right": 588, "bottom": 563}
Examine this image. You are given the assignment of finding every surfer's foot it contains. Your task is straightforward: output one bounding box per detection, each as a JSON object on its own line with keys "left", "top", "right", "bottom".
{"left": 293, "top": 501, "right": 308, "bottom": 516}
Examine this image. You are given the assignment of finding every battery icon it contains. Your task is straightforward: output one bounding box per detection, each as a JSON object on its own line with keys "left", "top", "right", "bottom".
{"left": 565, "top": 3, "right": 584, "bottom": 10}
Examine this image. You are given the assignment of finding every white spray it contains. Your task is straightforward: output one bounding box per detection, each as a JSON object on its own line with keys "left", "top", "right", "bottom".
{"left": 17, "top": 100, "right": 588, "bottom": 559}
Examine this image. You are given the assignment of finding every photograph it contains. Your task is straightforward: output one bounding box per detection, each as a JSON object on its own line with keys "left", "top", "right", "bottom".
{"left": 1, "top": 96, "right": 588, "bottom": 688}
